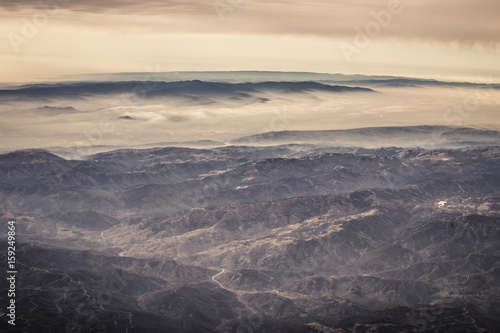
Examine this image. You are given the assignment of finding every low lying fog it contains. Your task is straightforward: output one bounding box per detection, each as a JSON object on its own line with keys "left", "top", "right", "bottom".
{"left": 0, "top": 85, "right": 499, "bottom": 156}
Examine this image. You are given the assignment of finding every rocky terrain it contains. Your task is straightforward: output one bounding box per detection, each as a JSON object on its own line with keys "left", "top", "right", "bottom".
{"left": 1, "top": 127, "right": 500, "bottom": 332}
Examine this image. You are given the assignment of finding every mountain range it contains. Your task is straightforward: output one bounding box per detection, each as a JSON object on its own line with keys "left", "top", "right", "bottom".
{"left": 0, "top": 80, "right": 373, "bottom": 103}
{"left": 1, "top": 127, "right": 499, "bottom": 332}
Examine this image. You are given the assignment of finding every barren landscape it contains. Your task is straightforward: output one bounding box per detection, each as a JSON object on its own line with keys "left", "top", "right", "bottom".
{"left": 1, "top": 124, "right": 500, "bottom": 331}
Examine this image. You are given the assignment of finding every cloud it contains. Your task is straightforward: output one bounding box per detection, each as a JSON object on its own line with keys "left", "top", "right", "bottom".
{"left": 118, "top": 115, "right": 136, "bottom": 120}
{"left": 168, "top": 115, "right": 189, "bottom": 122}
{"left": 0, "top": 0, "right": 212, "bottom": 14}
{"left": 2, "top": 0, "right": 499, "bottom": 46}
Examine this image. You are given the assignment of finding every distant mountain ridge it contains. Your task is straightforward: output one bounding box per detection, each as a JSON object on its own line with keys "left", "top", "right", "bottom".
{"left": 50, "top": 71, "right": 500, "bottom": 88}
{"left": 0, "top": 80, "right": 374, "bottom": 101}
{"left": 233, "top": 125, "right": 500, "bottom": 148}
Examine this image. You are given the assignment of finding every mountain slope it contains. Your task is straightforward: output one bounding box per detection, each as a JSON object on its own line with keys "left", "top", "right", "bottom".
{"left": 1, "top": 133, "right": 499, "bottom": 332}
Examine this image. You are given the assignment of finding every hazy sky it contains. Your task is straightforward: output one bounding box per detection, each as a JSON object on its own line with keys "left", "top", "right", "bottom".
{"left": 1, "top": 0, "right": 499, "bottom": 83}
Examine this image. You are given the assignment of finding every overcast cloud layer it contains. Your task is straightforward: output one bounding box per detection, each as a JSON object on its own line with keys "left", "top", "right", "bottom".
{"left": 1, "top": 0, "right": 499, "bottom": 45}
{"left": 1, "top": 79, "right": 499, "bottom": 154}
{"left": 1, "top": 1, "right": 499, "bottom": 83}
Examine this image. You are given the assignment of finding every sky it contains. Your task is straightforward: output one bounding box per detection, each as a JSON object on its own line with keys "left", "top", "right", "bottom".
{"left": 1, "top": 0, "right": 499, "bottom": 83}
